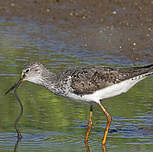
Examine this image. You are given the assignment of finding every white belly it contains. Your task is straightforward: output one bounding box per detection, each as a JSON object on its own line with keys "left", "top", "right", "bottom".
{"left": 67, "top": 76, "right": 146, "bottom": 104}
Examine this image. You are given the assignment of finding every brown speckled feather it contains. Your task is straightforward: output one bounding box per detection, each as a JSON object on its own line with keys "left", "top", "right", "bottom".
{"left": 67, "top": 64, "right": 153, "bottom": 95}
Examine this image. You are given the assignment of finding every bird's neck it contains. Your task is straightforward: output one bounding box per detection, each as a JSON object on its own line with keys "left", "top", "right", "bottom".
{"left": 40, "top": 70, "right": 59, "bottom": 94}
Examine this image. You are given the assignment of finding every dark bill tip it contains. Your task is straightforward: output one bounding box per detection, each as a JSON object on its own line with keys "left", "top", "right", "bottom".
{"left": 5, "top": 78, "right": 23, "bottom": 95}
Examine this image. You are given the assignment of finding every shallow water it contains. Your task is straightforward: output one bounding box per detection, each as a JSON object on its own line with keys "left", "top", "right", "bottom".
{"left": 0, "top": 16, "right": 153, "bottom": 152}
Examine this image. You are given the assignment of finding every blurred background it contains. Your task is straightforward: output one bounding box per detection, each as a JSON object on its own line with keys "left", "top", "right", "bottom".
{"left": 0, "top": 0, "right": 153, "bottom": 151}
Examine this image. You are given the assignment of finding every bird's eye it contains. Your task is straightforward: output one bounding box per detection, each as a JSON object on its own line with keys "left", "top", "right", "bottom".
{"left": 25, "top": 69, "right": 30, "bottom": 73}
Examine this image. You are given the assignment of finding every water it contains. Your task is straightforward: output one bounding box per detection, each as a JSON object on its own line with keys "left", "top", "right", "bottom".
{"left": 0, "top": 17, "right": 153, "bottom": 152}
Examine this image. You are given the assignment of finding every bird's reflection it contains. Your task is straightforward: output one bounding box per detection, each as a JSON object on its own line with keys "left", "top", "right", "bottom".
{"left": 5, "top": 78, "right": 23, "bottom": 152}
{"left": 102, "top": 144, "right": 106, "bottom": 152}
{"left": 14, "top": 137, "right": 22, "bottom": 152}
{"left": 13, "top": 95, "right": 23, "bottom": 152}
{"left": 13, "top": 109, "right": 23, "bottom": 152}
{"left": 85, "top": 141, "right": 106, "bottom": 152}
{"left": 85, "top": 140, "right": 90, "bottom": 152}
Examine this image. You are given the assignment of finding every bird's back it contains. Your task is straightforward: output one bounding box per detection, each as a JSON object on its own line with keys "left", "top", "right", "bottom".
{"left": 59, "top": 64, "right": 153, "bottom": 96}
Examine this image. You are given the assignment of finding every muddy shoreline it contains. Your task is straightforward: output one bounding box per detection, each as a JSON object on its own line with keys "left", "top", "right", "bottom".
{"left": 0, "top": 0, "right": 153, "bottom": 63}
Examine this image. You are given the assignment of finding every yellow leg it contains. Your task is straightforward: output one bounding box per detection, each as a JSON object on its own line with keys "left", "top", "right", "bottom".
{"left": 98, "top": 102, "right": 112, "bottom": 145}
{"left": 84, "top": 105, "right": 93, "bottom": 143}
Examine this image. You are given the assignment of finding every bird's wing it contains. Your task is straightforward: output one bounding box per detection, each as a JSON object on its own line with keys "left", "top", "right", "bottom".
{"left": 69, "top": 66, "right": 123, "bottom": 95}
{"left": 69, "top": 64, "right": 153, "bottom": 95}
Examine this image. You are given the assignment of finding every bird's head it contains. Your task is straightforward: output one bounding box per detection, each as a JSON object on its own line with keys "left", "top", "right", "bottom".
{"left": 21, "top": 62, "right": 46, "bottom": 84}
{"left": 5, "top": 62, "right": 48, "bottom": 95}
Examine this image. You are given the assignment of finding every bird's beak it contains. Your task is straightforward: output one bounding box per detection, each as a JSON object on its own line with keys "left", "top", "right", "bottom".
{"left": 5, "top": 76, "right": 24, "bottom": 95}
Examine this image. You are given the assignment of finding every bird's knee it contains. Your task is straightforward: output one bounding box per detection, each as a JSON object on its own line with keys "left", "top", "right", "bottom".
{"left": 107, "top": 114, "right": 112, "bottom": 123}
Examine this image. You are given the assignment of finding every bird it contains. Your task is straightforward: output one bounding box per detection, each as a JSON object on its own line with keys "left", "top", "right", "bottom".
{"left": 5, "top": 62, "right": 153, "bottom": 145}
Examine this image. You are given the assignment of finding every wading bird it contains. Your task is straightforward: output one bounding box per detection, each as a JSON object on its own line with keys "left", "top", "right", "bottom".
{"left": 5, "top": 62, "right": 153, "bottom": 145}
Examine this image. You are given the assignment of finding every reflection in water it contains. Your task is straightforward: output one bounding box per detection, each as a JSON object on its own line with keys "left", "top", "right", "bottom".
{"left": 13, "top": 86, "right": 23, "bottom": 152}
{"left": 14, "top": 85, "right": 23, "bottom": 139}
{"left": 102, "top": 144, "right": 106, "bottom": 152}
{"left": 14, "top": 137, "right": 22, "bottom": 152}
{"left": 85, "top": 140, "right": 90, "bottom": 152}
{"left": 85, "top": 141, "right": 106, "bottom": 152}
{"left": 5, "top": 78, "right": 23, "bottom": 139}
{"left": 5, "top": 79, "right": 23, "bottom": 152}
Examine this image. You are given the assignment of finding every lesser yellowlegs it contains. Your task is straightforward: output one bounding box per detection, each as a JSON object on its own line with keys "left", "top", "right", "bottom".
{"left": 5, "top": 62, "right": 153, "bottom": 145}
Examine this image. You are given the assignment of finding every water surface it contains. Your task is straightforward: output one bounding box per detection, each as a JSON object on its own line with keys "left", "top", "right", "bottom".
{"left": 0, "top": 16, "right": 153, "bottom": 152}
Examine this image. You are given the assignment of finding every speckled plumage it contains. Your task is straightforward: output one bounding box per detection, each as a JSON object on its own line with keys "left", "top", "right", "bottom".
{"left": 66, "top": 64, "right": 153, "bottom": 95}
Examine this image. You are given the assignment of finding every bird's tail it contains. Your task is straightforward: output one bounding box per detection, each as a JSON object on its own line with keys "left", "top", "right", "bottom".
{"left": 141, "top": 64, "right": 153, "bottom": 70}
{"left": 127, "top": 63, "right": 153, "bottom": 78}
{"left": 137, "top": 63, "right": 153, "bottom": 76}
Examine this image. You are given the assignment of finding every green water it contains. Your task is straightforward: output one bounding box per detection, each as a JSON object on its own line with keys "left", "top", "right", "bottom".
{"left": 0, "top": 18, "right": 153, "bottom": 152}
